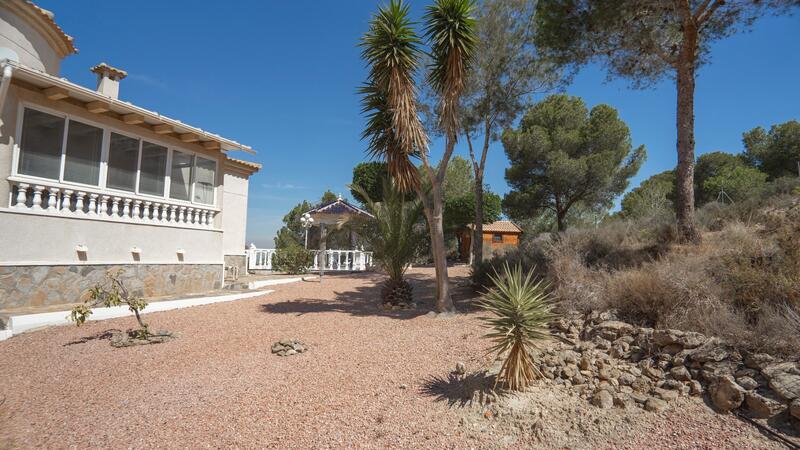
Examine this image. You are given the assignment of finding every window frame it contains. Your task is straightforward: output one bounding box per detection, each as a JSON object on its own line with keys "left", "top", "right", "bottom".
{"left": 13, "top": 103, "right": 219, "bottom": 207}
{"left": 492, "top": 233, "right": 503, "bottom": 243}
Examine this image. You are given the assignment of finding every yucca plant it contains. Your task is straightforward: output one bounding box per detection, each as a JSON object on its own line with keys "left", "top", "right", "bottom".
{"left": 477, "top": 263, "right": 557, "bottom": 391}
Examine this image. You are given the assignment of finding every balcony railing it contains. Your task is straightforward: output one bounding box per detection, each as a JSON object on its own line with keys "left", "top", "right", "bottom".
{"left": 7, "top": 176, "right": 218, "bottom": 229}
{"left": 247, "top": 247, "right": 373, "bottom": 272}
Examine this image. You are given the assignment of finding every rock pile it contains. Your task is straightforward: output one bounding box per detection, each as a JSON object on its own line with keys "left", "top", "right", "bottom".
{"left": 540, "top": 311, "right": 800, "bottom": 428}
{"left": 271, "top": 339, "right": 307, "bottom": 356}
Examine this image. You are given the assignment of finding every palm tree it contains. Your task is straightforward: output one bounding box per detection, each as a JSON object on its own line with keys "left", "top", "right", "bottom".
{"left": 360, "top": 0, "right": 477, "bottom": 313}
{"left": 348, "top": 180, "right": 424, "bottom": 307}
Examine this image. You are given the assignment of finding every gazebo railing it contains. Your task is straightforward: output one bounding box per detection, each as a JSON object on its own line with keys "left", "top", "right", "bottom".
{"left": 247, "top": 247, "right": 372, "bottom": 272}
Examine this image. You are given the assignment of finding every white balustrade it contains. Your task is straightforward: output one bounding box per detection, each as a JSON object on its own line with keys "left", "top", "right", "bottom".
{"left": 246, "top": 247, "right": 374, "bottom": 272}
{"left": 7, "top": 177, "right": 219, "bottom": 230}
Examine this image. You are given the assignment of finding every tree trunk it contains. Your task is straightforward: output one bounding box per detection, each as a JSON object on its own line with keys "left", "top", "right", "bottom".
{"left": 472, "top": 169, "right": 484, "bottom": 265}
{"left": 675, "top": 24, "right": 702, "bottom": 244}
{"left": 414, "top": 178, "right": 454, "bottom": 313}
{"left": 556, "top": 209, "right": 566, "bottom": 232}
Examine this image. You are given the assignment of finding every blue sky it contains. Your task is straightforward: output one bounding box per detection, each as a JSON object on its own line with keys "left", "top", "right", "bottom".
{"left": 38, "top": 1, "right": 800, "bottom": 247}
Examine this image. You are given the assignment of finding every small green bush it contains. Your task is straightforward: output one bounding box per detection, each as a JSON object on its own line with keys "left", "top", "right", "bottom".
{"left": 272, "top": 246, "right": 314, "bottom": 274}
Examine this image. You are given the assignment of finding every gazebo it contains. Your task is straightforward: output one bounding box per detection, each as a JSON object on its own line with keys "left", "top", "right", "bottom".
{"left": 304, "top": 194, "right": 374, "bottom": 276}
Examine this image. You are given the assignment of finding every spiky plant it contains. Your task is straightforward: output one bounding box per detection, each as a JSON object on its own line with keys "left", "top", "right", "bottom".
{"left": 359, "top": 0, "right": 428, "bottom": 192}
{"left": 477, "top": 263, "right": 557, "bottom": 391}
{"left": 348, "top": 179, "right": 424, "bottom": 306}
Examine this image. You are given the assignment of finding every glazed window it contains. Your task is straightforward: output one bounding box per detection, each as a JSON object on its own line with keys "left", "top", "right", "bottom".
{"left": 138, "top": 141, "right": 167, "bottom": 196}
{"left": 193, "top": 156, "right": 216, "bottom": 204}
{"left": 15, "top": 106, "right": 217, "bottom": 206}
{"left": 17, "top": 108, "right": 65, "bottom": 180}
{"left": 63, "top": 120, "right": 103, "bottom": 185}
{"left": 492, "top": 234, "right": 503, "bottom": 243}
{"left": 169, "top": 151, "right": 193, "bottom": 201}
{"left": 106, "top": 132, "right": 139, "bottom": 192}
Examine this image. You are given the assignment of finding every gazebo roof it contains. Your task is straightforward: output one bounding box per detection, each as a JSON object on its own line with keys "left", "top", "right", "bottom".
{"left": 305, "top": 194, "right": 373, "bottom": 225}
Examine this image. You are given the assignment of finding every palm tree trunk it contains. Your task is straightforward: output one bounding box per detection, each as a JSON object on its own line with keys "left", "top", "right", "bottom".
{"left": 675, "top": 22, "right": 702, "bottom": 244}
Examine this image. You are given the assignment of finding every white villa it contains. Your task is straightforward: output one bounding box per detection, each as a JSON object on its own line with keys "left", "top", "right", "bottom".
{"left": 0, "top": 1, "right": 261, "bottom": 311}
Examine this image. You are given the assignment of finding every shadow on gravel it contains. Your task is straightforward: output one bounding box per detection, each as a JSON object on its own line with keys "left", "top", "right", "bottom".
{"left": 63, "top": 329, "right": 121, "bottom": 346}
{"left": 260, "top": 270, "right": 482, "bottom": 319}
{"left": 420, "top": 371, "right": 497, "bottom": 408}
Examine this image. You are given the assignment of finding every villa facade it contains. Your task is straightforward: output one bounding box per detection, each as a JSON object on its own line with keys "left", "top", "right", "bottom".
{"left": 0, "top": 1, "right": 260, "bottom": 311}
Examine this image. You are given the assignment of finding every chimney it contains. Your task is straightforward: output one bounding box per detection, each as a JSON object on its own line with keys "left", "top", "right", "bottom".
{"left": 89, "top": 63, "right": 127, "bottom": 99}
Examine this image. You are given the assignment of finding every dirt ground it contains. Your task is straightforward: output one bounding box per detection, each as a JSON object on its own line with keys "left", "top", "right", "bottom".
{"left": 0, "top": 266, "right": 787, "bottom": 449}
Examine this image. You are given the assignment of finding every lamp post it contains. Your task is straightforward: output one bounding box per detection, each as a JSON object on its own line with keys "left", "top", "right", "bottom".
{"left": 300, "top": 213, "right": 313, "bottom": 249}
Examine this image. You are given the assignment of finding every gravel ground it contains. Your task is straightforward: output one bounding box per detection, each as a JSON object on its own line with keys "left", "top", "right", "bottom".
{"left": 0, "top": 267, "right": 786, "bottom": 449}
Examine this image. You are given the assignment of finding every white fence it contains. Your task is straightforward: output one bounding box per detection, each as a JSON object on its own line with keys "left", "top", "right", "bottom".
{"left": 247, "top": 247, "right": 373, "bottom": 272}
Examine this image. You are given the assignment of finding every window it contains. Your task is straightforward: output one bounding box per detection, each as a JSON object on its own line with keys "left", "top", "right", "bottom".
{"left": 170, "top": 151, "right": 193, "bottom": 201}
{"left": 63, "top": 120, "right": 103, "bottom": 185}
{"left": 15, "top": 106, "right": 218, "bottom": 206}
{"left": 193, "top": 157, "right": 216, "bottom": 204}
{"left": 492, "top": 234, "right": 503, "bottom": 243}
{"left": 106, "top": 133, "right": 139, "bottom": 192}
{"left": 138, "top": 141, "right": 167, "bottom": 196}
{"left": 18, "top": 108, "right": 64, "bottom": 179}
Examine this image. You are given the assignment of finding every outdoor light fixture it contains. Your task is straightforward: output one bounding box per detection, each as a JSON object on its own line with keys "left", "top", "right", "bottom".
{"left": 130, "top": 246, "right": 141, "bottom": 254}
{"left": 75, "top": 244, "right": 88, "bottom": 252}
{"left": 300, "top": 212, "right": 314, "bottom": 249}
{"left": 176, "top": 248, "right": 185, "bottom": 255}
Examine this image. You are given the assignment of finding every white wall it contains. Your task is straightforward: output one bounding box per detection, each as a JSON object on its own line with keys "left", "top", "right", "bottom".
{"left": 221, "top": 170, "right": 249, "bottom": 256}
{"left": 0, "top": 210, "right": 222, "bottom": 264}
{"left": 0, "top": 6, "right": 62, "bottom": 75}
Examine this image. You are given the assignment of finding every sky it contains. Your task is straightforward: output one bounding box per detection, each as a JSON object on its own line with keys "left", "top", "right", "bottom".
{"left": 38, "top": 1, "right": 800, "bottom": 248}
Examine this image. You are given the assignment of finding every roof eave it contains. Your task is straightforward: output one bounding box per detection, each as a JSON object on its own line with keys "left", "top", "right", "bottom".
{"left": 4, "top": 60, "right": 256, "bottom": 155}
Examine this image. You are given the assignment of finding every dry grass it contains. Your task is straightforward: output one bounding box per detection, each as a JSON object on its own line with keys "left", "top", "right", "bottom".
{"left": 473, "top": 195, "right": 800, "bottom": 356}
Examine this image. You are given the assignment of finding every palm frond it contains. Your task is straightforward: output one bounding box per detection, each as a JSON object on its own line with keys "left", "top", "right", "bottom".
{"left": 423, "top": 0, "right": 478, "bottom": 139}
{"left": 476, "top": 263, "right": 558, "bottom": 391}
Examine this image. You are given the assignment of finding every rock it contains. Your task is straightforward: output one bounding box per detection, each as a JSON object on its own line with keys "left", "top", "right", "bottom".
{"left": 735, "top": 368, "right": 759, "bottom": 379}
{"left": 700, "top": 361, "right": 735, "bottom": 382}
{"left": 710, "top": 375, "right": 746, "bottom": 412}
{"left": 630, "top": 392, "right": 649, "bottom": 404}
{"left": 690, "top": 340, "right": 729, "bottom": 363}
{"left": 654, "top": 387, "right": 679, "bottom": 402}
{"left": 744, "top": 353, "right": 774, "bottom": 370}
{"left": 762, "top": 362, "right": 800, "bottom": 401}
{"left": 455, "top": 361, "right": 467, "bottom": 375}
{"left": 745, "top": 392, "right": 787, "bottom": 419}
{"left": 593, "top": 337, "right": 612, "bottom": 350}
{"left": 614, "top": 393, "right": 634, "bottom": 409}
{"left": 592, "top": 390, "right": 614, "bottom": 409}
{"left": 285, "top": 349, "right": 297, "bottom": 356}
{"left": 670, "top": 366, "right": 692, "bottom": 382}
{"left": 653, "top": 329, "right": 706, "bottom": 349}
{"left": 399, "top": 384, "right": 408, "bottom": 390}
{"left": 598, "top": 366, "right": 611, "bottom": 381}
{"left": 736, "top": 376, "right": 758, "bottom": 391}
{"left": 791, "top": 399, "right": 800, "bottom": 420}
{"left": 579, "top": 356, "right": 592, "bottom": 371}
{"left": 618, "top": 373, "right": 636, "bottom": 386}
{"left": 271, "top": 343, "right": 283, "bottom": 353}
{"left": 689, "top": 380, "right": 703, "bottom": 396}
{"left": 643, "top": 366, "right": 664, "bottom": 381}
{"left": 595, "top": 321, "right": 635, "bottom": 341}
{"left": 645, "top": 397, "right": 668, "bottom": 412}
{"left": 661, "top": 380, "right": 683, "bottom": 391}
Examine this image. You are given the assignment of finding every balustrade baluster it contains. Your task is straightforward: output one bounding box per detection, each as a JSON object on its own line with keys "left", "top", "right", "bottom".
{"left": 47, "top": 188, "right": 60, "bottom": 211}
{"left": 15, "top": 183, "right": 29, "bottom": 208}
{"left": 142, "top": 201, "right": 152, "bottom": 221}
{"left": 121, "top": 199, "right": 132, "bottom": 219}
{"left": 179, "top": 206, "right": 187, "bottom": 223}
{"left": 62, "top": 189, "right": 74, "bottom": 213}
{"left": 87, "top": 193, "right": 98, "bottom": 215}
{"left": 99, "top": 195, "right": 109, "bottom": 216}
{"left": 110, "top": 197, "right": 121, "bottom": 217}
{"left": 132, "top": 200, "right": 142, "bottom": 220}
{"left": 31, "top": 185, "right": 44, "bottom": 209}
{"left": 74, "top": 191, "right": 86, "bottom": 215}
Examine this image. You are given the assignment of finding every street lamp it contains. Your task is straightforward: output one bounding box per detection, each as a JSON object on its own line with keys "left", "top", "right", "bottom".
{"left": 300, "top": 212, "right": 313, "bottom": 249}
